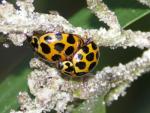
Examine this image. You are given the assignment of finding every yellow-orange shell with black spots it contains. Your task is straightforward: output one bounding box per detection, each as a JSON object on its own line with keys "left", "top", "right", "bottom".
{"left": 28, "top": 32, "right": 84, "bottom": 62}
{"left": 59, "top": 41, "right": 100, "bottom": 77}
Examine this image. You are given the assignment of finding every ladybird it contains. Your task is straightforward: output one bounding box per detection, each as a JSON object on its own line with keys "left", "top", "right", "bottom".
{"left": 58, "top": 61, "right": 75, "bottom": 76}
{"left": 28, "top": 32, "right": 84, "bottom": 63}
{"left": 58, "top": 41, "right": 99, "bottom": 77}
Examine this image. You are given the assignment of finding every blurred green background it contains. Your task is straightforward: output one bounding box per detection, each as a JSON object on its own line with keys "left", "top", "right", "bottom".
{"left": 0, "top": 0, "right": 150, "bottom": 113}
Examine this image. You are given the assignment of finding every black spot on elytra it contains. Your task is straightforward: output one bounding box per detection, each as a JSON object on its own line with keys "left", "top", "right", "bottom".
{"left": 52, "top": 54, "right": 61, "bottom": 61}
{"left": 55, "top": 32, "right": 62, "bottom": 40}
{"left": 67, "top": 34, "right": 75, "bottom": 44}
{"left": 86, "top": 52, "right": 94, "bottom": 61}
{"left": 76, "top": 72, "right": 87, "bottom": 76}
{"left": 40, "top": 43, "right": 51, "bottom": 54}
{"left": 76, "top": 62, "right": 86, "bottom": 69}
{"left": 31, "top": 38, "right": 38, "bottom": 49}
{"left": 77, "top": 54, "right": 83, "bottom": 60}
{"left": 88, "top": 62, "right": 96, "bottom": 71}
{"left": 91, "top": 42, "right": 97, "bottom": 50}
{"left": 66, "top": 62, "right": 71, "bottom": 67}
{"left": 44, "top": 36, "right": 52, "bottom": 43}
{"left": 54, "top": 43, "right": 65, "bottom": 52}
{"left": 96, "top": 51, "right": 99, "bottom": 59}
{"left": 65, "top": 66, "right": 74, "bottom": 72}
{"left": 82, "top": 46, "right": 89, "bottom": 53}
{"left": 65, "top": 46, "right": 74, "bottom": 55}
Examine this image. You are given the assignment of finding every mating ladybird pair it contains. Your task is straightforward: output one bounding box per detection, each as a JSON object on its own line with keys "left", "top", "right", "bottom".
{"left": 28, "top": 32, "right": 99, "bottom": 77}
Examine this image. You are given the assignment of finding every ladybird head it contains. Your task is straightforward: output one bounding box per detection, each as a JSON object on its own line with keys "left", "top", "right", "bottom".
{"left": 58, "top": 61, "right": 75, "bottom": 77}
{"left": 27, "top": 35, "right": 39, "bottom": 51}
{"left": 27, "top": 31, "right": 46, "bottom": 50}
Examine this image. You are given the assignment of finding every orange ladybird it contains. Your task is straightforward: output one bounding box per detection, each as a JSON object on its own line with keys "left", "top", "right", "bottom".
{"left": 58, "top": 41, "right": 100, "bottom": 77}
{"left": 28, "top": 32, "right": 84, "bottom": 63}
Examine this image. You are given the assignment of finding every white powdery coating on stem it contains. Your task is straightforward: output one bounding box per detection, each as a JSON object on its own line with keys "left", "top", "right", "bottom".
{"left": 0, "top": 0, "right": 150, "bottom": 48}
{"left": 73, "top": 49, "right": 150, "bottom": 112}
{"left": 122, "top": 30, "right": 150, "bottom": 49}
{"left": 8, "top": 33, "right": 27, "bottom": 46}
{"left": 27, "top": 58, "right": 74, "bottom": 113}
{"left": 86, "top": 0, "right": 121, "bottom": 31}
{"left": 137, "top": 0, "right": 150, "bottom": 7}
{"left": 87, "top": 29, "right": 150, "bottom": 49}
{"left": 11, "top": 48, "right": 150, "bottom": 113}
{"left": 100, "top": 49, "right": 150, "bottom": 104}
{"left": 0, "top": 0, "right": 72, "bottom": 46}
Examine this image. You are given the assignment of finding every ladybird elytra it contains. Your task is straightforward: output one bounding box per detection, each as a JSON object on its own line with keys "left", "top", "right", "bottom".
{"left": 28, "top": 32, "right": 84, "bottom": 63}
{"left": 73, "top": 42, "right": 99, "bottom": 76}
{"left": 59, "top": 41, "right": 100, "bottom": 77}
{"left": 28, "top": 32, "right": 99, "bottom": 77}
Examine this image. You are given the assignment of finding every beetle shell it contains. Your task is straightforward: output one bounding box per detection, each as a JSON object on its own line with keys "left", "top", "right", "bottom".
{"left": 28, "top": 32, "right": 84, "bottom": 62}
{"left": 59, "top": 41, "right": 100, "bottom": 77}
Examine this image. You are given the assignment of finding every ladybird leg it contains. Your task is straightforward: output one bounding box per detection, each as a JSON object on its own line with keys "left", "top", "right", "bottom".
{"left": 83, "top": 32, "right": 93, "bottom": 45}
{"left": 45, "top": 61, "right": 56, "bottom": 68}
{"left": 83, "top": 31, "right": 88, "bottom": 39}
{"left": 84, "top": 37, "right": 94, "bottom": 45}
{"left": 56, "top": 61, "right": 63, "bottom": 70}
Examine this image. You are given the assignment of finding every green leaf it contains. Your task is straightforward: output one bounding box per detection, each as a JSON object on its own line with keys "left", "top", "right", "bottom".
{"left": 69, "top": 1, "right": 150, "bottom": 113}
{"left": 69, "top": 0, "right": 150, "bottom": 28}
{"left": 0, "top": 58, "right": 30, "bottom": 113}
{"left": 0, "top": 35, "right": 7, "bottom": 43}
{"left": 72, "top": 96, "right": 106, "bottom": 113}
